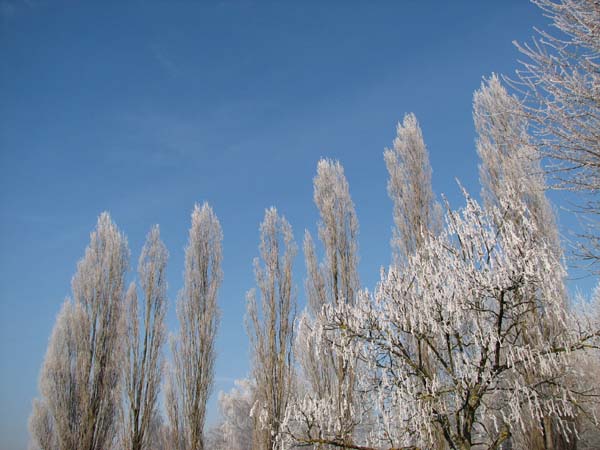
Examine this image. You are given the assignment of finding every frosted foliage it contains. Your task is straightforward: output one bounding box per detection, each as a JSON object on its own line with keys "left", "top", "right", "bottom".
{"left": 29, "top": 213, "right": 129, "bottom": 450}
{"left": 218, "top": 378, "right": 256, "bottom": 450}
{"left": 166, "top": 203, "right": 223, "bottom": 450}
{"left": 384, "top": 113, "right": 442, "bottom": 263}
{"left": 515, "top": 0, "right": 599, "bottom": 193}
{"left": 515, "top": 0, "right": 600, "bottom": 267}
{"left": 122, "top": 226, "right": 168, "bottom": 450}
{"left": 475, "top": 75, "right": 560, "bottom": 253}
{"left": 282, "top": 190, "right": 600, "bottom": 450}
{"left": 246, "top": 208, "right": 297, "bottom": 450}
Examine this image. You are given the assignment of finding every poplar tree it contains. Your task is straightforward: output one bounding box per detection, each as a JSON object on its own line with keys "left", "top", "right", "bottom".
{"left": 296, "top": 159, "right": 361, "bottom": 447}
{"left": 29, "top": 213, "right": 129, "bottom": 450}
{"left": 123, "top": 226, "right": 168, "bottom": 450}
{"left": 246, "top": 207, "right": 297, "bottom": 450}
{"left": 165, "top": 203, "right": 223, "bottom": 450}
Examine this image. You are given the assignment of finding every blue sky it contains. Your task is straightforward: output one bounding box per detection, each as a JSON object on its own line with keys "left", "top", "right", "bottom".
{"left": 0, "top": 1, "right": 595, "bottom": 449}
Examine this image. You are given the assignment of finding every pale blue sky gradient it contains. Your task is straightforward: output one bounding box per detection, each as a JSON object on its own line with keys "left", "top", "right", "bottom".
{"left": 1, "top": 2, "right": 594, "bottom": 449}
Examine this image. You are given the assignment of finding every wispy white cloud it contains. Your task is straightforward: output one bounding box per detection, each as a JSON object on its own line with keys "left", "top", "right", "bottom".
{"left": 214, "top": 376, "right": 238, "bottom": 384}
{"left": 113, "top": 95, "right": 274, "bottom": 168}
{"left": 0, "top": 1, "right": 17, "bottom": 18}
{"left": 151, "top": 44, "right": 179, "bottom": 77}
{"left": 0, "top": 0, "right": 37, "bottom": 20}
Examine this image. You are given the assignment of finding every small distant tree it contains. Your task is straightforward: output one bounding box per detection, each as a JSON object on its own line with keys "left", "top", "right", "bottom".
{"left": 246, "top": 207, "right": 297, "bottom": 450}
{"left": 165, "top": 203, "right": 223, "bottom": 450}
{"left": 28, "top": 392, "right": 58, "bottom": 450}
{"left": 122, "top": 226, "right": 168, "bottom": 450}
{"left": 218, "top": 378, "right": 256, "bottom": 450}
{"left": 204, "top": 426, "right": 228, "bottom": 450}
{"left": 29, "top": 213, "right": 129, "bottom": 450}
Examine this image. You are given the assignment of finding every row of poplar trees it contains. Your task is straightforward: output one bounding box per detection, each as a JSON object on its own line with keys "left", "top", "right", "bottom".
{"left": 28, "top": 203, "right": 223, "bottom": 450}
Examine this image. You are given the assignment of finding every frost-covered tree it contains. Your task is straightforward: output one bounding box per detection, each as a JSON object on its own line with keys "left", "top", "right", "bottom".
{"left": 214, "top": 378, "right": 256, "bottom": 450}
{"left": 246, "top": 207, "right": 297, "bottom": 450}
{"left": 296, "top": 158, "right": 362, "bottom": 447}
{"left": 29, "top": 212, "right": 129, "bottom": 450}
{"left": 384, "top": 113, "right": 442, "bottom": 264}
{"left": 122, "top": 226, "right": 168, "bottom": 450}
{"left": 165, "top": 203, "right": 223, "bottom": 450}
{"left": 281, "top": 190, "right": 600, "bottom": 450}
{"left": 475, "top": 75, "right": 560, "bottom": 253}
{"left": 307, "top": 159, "right": 360, "bottom": 312}
{"left": 514, "top": 0, "right": 600, "bottom": 268}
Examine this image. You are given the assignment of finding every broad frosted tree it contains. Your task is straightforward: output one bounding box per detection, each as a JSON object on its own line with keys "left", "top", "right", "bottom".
{"left": 29, "top": 213, "right": 129, "bottom": 450}
{"left": 122, "top": 226, "right": 168, "bottom": 450}
{"left": 384, "top": 113, "right": 441, "bottom": 264}
{"left": 296, "top": 158, "right": 362, "bottom": 447}
{"left": 281, "top": 190, "right": 600, "bottom": 450}
{"left": 165, "top": 203, "right": 223, "bottom": 450}
{"left": 514, "top": 0, "right": 600, "bottom": 268}
{"left": 246, "top": 207, "right": 297, "bottom": 450}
